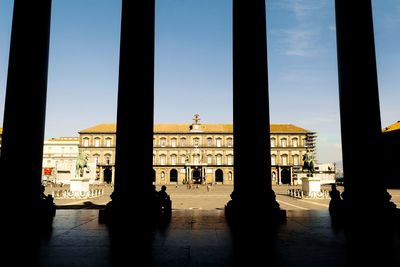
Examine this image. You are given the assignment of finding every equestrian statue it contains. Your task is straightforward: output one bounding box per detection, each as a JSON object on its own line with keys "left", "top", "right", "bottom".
{"left": 302, "top": 149, "right": 315, "bottom": 174}
{"left": 76, "top": 152, "right": 90, "bottom": 177}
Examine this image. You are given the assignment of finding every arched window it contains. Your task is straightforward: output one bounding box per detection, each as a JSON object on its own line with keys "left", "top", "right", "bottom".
{"left": 302, "top": 138, "right": 306, "bottom": 147}
{"left": 171, "top": 154, "right": 177, "bottom": 165}
{"left": 207, "top": 137, "right": 213, "bottom": 146}
{"left": 207, "top": 155, "right": 213, "bottom": 164}
{"left": 105, "top": 154, "right": 111, "bottom": 165}
{"left": 281, "top": 154, "right": 288, "bottom": 165}
{"left": 216, "top": 154, "right": 222, "bottom": 165}
{"left": 94, "top": 137, "right": 100, "bottom": 147}
{"left": 193, "top": 137, "right": 200, "bottom": 147}
{"left": 105, "top": 137, "right": 112, "bottom": 147}
{"left": 171, "top": 138, "right": 177, "bottom": 147}
{"left": 227, "top": 137, "right": 233, "bottom": 147}
{"left": 292, "top": 138, "right": 298, "bottom": 147}
{"left": 193, "top": 154, "right": 200, "bottom": 164}
{"left": 93, "top": 154, "right": 100, "bottom": 166}
{"left": 180, "top": 137, "right": 186, "bottom": 146}
{"left": 216, "top": 138, "right": 222, "bottom": 147}
{"left": 271, "top": 154, "right": 276, "bottom": 165}
{"left": 281, "top": 138, "right": 287, "bottom": 147}
{"left": 293, "top": 154, "right": 299, "bottom": 165}
{"left": 181, "top": 155, "right": 187, "bottom": 164}
{"left": 228, "top": 171, "right": 233, "bottom": 181}
{"left": 83, "top": 137, "right": 89, "bottom": 147}
{"left": 160, "top": 154, "right": 166, "bottom": 165}
{"left": 227, "top": 154, "right": 233, "bottom": 165}
{"left": 160, "top": 137, "right": 166, "bottom": 147}
{"left": 161, "top": 171, "right": 165, "bottom": 180}
{"left": 271, "top": 137, "right": 276, "bottom": 147}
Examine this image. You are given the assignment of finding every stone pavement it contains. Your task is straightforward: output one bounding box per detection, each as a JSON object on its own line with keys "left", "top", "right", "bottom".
{"left": 21, "top": 183, "right": 398, "bottom": 266}
{"left": 46, "top": 183, "right": 400, "bottom": 211}
{"left": 33, "top": 207, "right": 400, "bottom": 267}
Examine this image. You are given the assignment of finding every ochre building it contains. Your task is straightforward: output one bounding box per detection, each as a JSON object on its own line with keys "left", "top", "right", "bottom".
{"left": 78, "top": 115, "right": 316, "bottom": 185}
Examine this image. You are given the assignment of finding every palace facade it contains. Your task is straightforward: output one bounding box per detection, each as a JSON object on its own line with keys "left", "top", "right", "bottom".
{"left": 78, "top": 115, "right": 316, "bottom": 185}
{"left": 42, "top": 137, "right": 80, "bottom": 184}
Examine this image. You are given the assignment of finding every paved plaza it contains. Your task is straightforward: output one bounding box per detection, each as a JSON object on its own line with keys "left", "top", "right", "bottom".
{"left": 32, "top": 183, "right": 400, "bottom": 267}
{"left": 46, "top": 183, "right": 400, "bottom": 211}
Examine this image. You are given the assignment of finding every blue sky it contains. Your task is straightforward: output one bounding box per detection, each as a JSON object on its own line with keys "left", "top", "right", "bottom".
{"left": 1, "top": 0, "right": 399, "bottom": 164}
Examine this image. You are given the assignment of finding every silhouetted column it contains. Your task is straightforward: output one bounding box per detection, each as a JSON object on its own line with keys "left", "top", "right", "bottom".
{"left": 232, "top": 0, "right": 280, "bottom": 213}
{"left": 114, "top": 0, "right": 155, "bottom": 209}
{"left": 335, "top": 1, "right": 386, "bottom": 211}
{"left": 0, "top": 1, "right": 52, "bottom": 211}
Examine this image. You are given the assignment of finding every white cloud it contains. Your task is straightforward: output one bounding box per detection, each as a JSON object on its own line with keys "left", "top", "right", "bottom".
{"left": 275, "top": 0, "right": 327, "bottom": 20}
{"left": 269, "top": 0, "right": 331, "bottom": 57}
{"left": 274, "top": 29, "right": 316, "bottom": 57}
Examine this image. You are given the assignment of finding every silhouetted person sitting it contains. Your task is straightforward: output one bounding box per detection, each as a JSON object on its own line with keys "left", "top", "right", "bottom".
{"left": 102, "top": 191, "right": 119, "bottom": 225}
{"left": 329, "top": 184, "right": 343, "bottom": 213}
{"left": 225, "top": 191, "right": 238, "bottom": 223}
{"left": 328, "top": 184, "right": 344, "bottom": 227}
{"left": 39, "top": 185, "right": 56, "bottom": 223}
{"left": 150, "top": 185, "right": 162, "bottom": 218}
{"left": 158, "top": 185, "right": 171, "bottom": 214}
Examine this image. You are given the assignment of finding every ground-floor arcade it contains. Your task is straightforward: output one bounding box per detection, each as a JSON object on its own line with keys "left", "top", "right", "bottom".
{"left": 153, "top": 166, "right": 234, "bottom": 185}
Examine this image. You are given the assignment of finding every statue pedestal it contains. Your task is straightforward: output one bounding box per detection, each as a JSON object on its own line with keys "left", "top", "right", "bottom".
{"left": 301, "top": 176, "right": 321, "bottom": 198}
{"left": 69, "top": 177, "right": 90, "bottom": 197}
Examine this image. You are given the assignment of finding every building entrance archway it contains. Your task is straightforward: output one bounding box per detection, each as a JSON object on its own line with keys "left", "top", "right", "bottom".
{"left": 215, "top": 169, "right": 224, "bottom": 183}
{"left": 192, "top": 168, "right": 202, "bottom": 184}
{"left": 281, "top": 168, "right": 291, "bottom": 184}
{"left": 170, "top": 169, "right": 178, "bottom": 183}
{"left": 104, "top": 168, "right": 112, "bottom": 184}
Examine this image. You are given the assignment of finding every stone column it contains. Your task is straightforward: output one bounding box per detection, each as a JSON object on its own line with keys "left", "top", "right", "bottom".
{"left": 113, "top": 0, "right": 155, "bottom": 208}
{"left": 335, "top": 1, "right": 386, "bottom": 211}
{"left": 0, "top": 1, "right": 52, "bottom": 210}
{"left": 111, "top": 166, "right": 115, "bottom": 185}
{"left": 188, "top": 167, "right": 192, "bottom": 183}
{"left": 99, "top": 166, "right": 104, "bottom": 183}
{"left": 232, "top": 0, "right": 282, "bottom": 216}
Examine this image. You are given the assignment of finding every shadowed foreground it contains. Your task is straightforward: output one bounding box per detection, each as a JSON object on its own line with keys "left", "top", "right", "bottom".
{"left": 19, "top": 209, "right": 398, "bottom": 266}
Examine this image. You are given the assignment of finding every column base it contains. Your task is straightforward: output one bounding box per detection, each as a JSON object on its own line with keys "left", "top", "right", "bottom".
{"left": 225, "top": 190, "right": 286, "bottom": 226}
{"left": 98, "top": 192, "right": 172, "bottom": 227}
{"left": 225, "top": 198, "right": 286, "bottom": 228}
